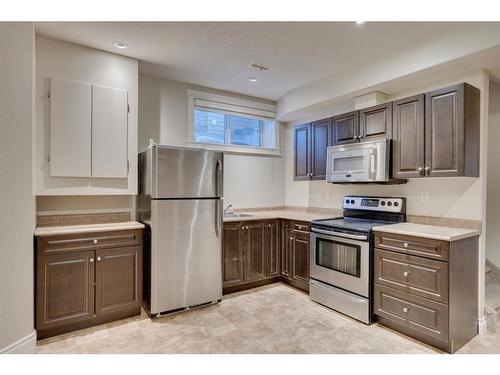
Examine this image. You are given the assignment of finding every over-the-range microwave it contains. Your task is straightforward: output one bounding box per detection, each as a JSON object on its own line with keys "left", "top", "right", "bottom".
{"left": 326, "top": 139, "right": 392, "bottom": 183}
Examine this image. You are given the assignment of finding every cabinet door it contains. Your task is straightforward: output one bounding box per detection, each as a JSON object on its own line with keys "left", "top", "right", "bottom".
{"left": 425, "top": 84, "right": 465, "bottom": 177}
{"left": 393, "top": 95, "right": 425, "bottom": 178}
{"left": 280, "top": 221, "right": 291, "bottom": 279}
{"left": 49, "top": 77, "right": 91, "bottom": 177}
{"left": 331, "top": 111, "right": 359, "bottom": 145}
{"left": 311, "top": 118, "right": 330, "bottom": 180}
{"left": 243, "top": 222, "right": 266, "bottom": 282}
{"left": 36, "top": 251, "right": 95, "bottom": 331}
{"left": 294, "top": 123, "right": 312, "bottom": 181}
{"left": 264, "top": 220, "right": 280, "bottom": 277}
{"left": 95, "top": 246, "right": 142, "bottom": 319}
{"left": 291, "top": 230, "right": 310, "bottom": 289}
{"left": 92, "top": 85, "right": 129, "bottom": 178}
{"left": 359, "top": 102, "right": 392, "bottom": 140}
{"left": 222, "top": 222, "right": 244, "bottom": 286}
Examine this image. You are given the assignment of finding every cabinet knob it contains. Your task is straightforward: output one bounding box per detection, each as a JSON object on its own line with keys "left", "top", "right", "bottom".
{"left": 403, "top": 242, "right": 409, "bottom": 248}
{"left": 424, "top": 166, "right": 430, "bottom": 175}
{"left": 93, "top": 239, "right": 98, "bottom": 244}
{"left": 403, "top": 271, "right": 410, "bottom": 278}
{"left": 97, "top": 256, "right": 102, "bottom": 262}
{"left": 417, "top": 167, "right": 424, "bottom": 176}
{"left": 89, "top": 258, "right": 94, "bottom": 263}
{"left": 290, "top": 237, "right": 293, "bottom": 240}
{"left": 232, "top": 257, "right": 238, "bottom": 261}
{"left": 402, "top": 307, "right": 409, "bottom": 313}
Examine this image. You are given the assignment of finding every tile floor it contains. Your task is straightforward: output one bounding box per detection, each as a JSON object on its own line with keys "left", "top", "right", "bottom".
{"left": 36, "top": 283, "right": 500, "bottom": 354}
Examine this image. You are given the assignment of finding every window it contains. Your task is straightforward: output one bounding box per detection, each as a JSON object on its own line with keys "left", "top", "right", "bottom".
{"left": 188, "top": 90, "right": 279, "bottom": 154}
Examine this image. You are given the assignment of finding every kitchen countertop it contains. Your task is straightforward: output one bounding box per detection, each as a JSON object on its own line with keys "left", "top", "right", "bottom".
{"left": 372, "top": 222, "right": 481, "bottom": 242}
{"left": 223, "top": 209, "right": 342, "bottom": 223}
{"left": 35, "top": 221, "right": 145, "bottom": 237}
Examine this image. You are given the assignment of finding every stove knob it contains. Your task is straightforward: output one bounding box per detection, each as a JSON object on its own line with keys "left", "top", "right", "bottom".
{"left": 380, "top": 201, "right": 386, "bottom": 206}
{"left": 345, "top": 199, "right": 350, "bottom": 204}
{"left": 350, "top": 199, "right": 355, "bottom": 204}
{"left": 394, "top": 201, "right": 399, "bottom": 207}
{"left": 387, "top": 201, "right": 392, "bottom": 206}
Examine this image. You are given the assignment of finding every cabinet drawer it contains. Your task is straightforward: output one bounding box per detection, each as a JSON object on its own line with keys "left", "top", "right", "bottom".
{"left": 374, "top": 284, "right": 448, "bottom": 343}
{"left": 374, "top": 249, "right": 448, "bottom": 303}
{"left": 375, "top": 232, "right": 449, "bottom": 261}
{"left": 38, "top": 229, "right": 142, "bottom": 255}
{"left": 293, "top": 222, "right": 310, "bottom": 232}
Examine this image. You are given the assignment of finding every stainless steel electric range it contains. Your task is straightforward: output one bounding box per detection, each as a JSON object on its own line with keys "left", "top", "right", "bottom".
{"left": 309, "top": 195, "right": 406, "bottom": 324}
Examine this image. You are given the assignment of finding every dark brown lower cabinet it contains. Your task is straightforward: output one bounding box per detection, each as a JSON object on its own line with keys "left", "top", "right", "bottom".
{"left": 36, "top": 229, "right": 143, "bottom": 339}
{"left": 373, "top": 231, "right": 478, "bottom": 353}
{"left": 223, "top": 219, "right": 310, "bottom": 294}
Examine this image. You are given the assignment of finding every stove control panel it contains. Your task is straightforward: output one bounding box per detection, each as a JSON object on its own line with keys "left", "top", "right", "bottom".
{"left": 342, "top": 196, "right": 405, "bottom": 213}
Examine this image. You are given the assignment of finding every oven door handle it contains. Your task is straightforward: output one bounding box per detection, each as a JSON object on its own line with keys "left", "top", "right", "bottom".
{"left": 311, "top": 227, "right": 368, "bottom": 241}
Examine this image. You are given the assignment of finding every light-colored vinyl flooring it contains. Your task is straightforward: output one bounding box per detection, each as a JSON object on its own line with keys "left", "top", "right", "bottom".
{"left": 36, "top": 283, "right": 500, "bottom": 354}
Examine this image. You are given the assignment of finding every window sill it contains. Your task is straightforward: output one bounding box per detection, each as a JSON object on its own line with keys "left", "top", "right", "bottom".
{"left": 186, "top": 141, "right": 282, "bottom": 157}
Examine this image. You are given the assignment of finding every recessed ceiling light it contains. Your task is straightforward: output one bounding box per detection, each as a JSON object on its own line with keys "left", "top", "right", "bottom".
{"left": 356, "top": 21, "right": 365, "bottom": 25}
{"left": 248, "top": 77, "right": 259, "bottom": 83}
{"left": 113, "top": 42, "right": 128, "bottom": 49}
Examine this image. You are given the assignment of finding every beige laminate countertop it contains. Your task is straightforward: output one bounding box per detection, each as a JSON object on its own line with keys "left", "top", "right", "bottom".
{"left": 34, "top": 221, "right": 145, "bottom": 237}
{"left": 372, "top": 222, "right": 480, "bottom": 242}
{"left": 223, "top": 209, "right": 342, "bottom": 223}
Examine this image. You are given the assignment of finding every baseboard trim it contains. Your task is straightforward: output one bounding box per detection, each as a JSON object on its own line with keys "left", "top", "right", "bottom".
{"left": 0, "top": 330, "right": 37, "bottom": 354}
{"left": 478, "top": 316, "right": 488, "bottom": 335}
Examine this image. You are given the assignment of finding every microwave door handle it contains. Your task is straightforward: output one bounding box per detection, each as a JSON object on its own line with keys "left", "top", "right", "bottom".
{"left": 369, "top": 147, "right": 377, "bottom": 180}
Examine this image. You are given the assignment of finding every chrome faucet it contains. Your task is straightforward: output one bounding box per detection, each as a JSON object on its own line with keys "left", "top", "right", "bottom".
{"left": 224, "top": 204, "right": 234, "bottom": 215}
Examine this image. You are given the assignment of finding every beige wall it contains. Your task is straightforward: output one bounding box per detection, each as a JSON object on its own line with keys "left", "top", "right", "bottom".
{"left": 138, "top": 75, "right": 286, "bottom": 209}
{"left": 0, "top": 23, "right": 36, "bottom": 353}
{"left": 486, "top": 81, "right": 500, "bottom": 266}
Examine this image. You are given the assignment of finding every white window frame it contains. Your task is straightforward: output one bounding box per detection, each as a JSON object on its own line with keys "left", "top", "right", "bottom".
{"left": 187, "top": 90, "right": 281, "bottom": 156}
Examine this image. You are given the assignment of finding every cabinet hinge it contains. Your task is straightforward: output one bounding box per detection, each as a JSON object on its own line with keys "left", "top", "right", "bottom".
{"left": 47, "top": 90, "right": 51, "bottom": 98}
{"left": 127, "top": 160, "right": 129, "bottom": 174}
{"left": 127, "top": 103, "right": 130, "bottom": 113}
{"left": 47, "top": 154, "right": 50, "bottom": 162}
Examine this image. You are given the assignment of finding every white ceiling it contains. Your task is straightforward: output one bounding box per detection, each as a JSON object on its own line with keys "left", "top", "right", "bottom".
{"left": 34, "top": 22, "right": 498, "bottom": 101}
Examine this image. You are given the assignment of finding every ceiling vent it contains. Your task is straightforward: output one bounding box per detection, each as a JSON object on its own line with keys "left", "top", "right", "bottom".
{"left": 249, "top": 63, "right": 272, "bottom": 71}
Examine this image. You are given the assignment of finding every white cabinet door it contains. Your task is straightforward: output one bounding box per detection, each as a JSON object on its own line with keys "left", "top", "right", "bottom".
{"left": 91, "top": 85, "right": 128, "bottom": 178}
{"left": 50, "top": 78, "right": 91, "bottom": 177}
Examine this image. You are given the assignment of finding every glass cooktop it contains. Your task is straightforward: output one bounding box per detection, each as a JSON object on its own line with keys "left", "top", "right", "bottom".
{"left": 311, "top": 217, "right": 397, "bottom": 234}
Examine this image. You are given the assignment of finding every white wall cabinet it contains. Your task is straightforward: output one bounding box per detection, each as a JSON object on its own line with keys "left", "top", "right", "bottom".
{"left": 49, "top": 78, "right": 129, "bottom": 179}
{"left": 92, "top": 85, "right": 129, "bottom": 178}
{"left": 50, "top": 78, "right": 92, "bottom": 177}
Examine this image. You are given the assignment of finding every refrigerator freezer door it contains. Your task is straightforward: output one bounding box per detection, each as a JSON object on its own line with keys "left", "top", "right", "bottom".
{"left": 152, "top": 145, "right": 223, "bottom": 199}
{"left": 150, "top": 199, "right": 223, "bottom": 314}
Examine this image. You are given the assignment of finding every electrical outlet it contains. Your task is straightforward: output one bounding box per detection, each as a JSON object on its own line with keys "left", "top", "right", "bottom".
{"left": 326, "top": 190, "right": 333, "bottom": 200}
{"left": 420, "top": 191, "right": 430, "bottom": 204}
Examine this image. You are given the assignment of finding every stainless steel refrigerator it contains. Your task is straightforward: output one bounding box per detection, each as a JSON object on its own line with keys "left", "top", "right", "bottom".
{"left": 138, "top": 143, "right": 223, "bottom": 317}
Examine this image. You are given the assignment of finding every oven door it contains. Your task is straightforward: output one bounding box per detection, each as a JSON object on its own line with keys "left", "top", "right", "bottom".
{"left": 310, "top": 228, "right": 370, "bottom": 297}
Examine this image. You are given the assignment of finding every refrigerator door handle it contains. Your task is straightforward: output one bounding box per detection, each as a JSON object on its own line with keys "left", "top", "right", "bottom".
{"left": 216, "top": 159, "right": 223, "bottom": 198}
{"left": 215, "top": 199, "right": 222, "bottom": 238}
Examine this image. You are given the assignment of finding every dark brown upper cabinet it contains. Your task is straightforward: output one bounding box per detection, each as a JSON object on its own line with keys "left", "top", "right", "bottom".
{"left": 425, "top": 83, "right": 479, "bottom": 177}
{"left": 393, "top": 94, "right": 426, "bottom": 178}
{"left": 359, "top": 102, "right": 392, "bottom": 140}
{"left": 294, "top": 123, "right": 312, "bottom": 181}
{"left": 311, "top": 118, "right": 330, "bottom": 180}
{"left": 331, "top": 110, "right": 359, "bottom": 145}
{"left": 293, "top": 119, "right": 330, "bottom": 181}
{"left": 393, "top": 83, "right": 479, "bottom": 178}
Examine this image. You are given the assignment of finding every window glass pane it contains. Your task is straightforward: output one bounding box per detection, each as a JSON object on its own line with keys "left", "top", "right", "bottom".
{"left": 194, "top": 109, "right": 225, "bottom": 144}
{"left": 229, "top": 115, "right": 261, "bottom": 147}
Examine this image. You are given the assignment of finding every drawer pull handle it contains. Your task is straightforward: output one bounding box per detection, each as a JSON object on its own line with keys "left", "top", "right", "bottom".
{"left": 402, "top": 307, "right": 409, "bottom": 313}
{"left": 403, "top": 242, "right": 409, "bottom": 248}
{"left": 89, "top": 258, "right": 94, "bottom": 263}
{"left": 97, "top": 256, "right": 102, "bottom": 262}
{"left": 93, "top": 239, "right": 98, "bottom": 244}
{"left": 403, "top": 271, "right": 410, "bottom": 278}
{"left": 232, "top": 257, "right": 238, "bottom": 261}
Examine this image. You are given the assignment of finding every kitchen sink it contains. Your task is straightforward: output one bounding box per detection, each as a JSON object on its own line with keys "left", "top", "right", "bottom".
{"left": 223, "top": 213, "right": 253, "bottom": 218}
